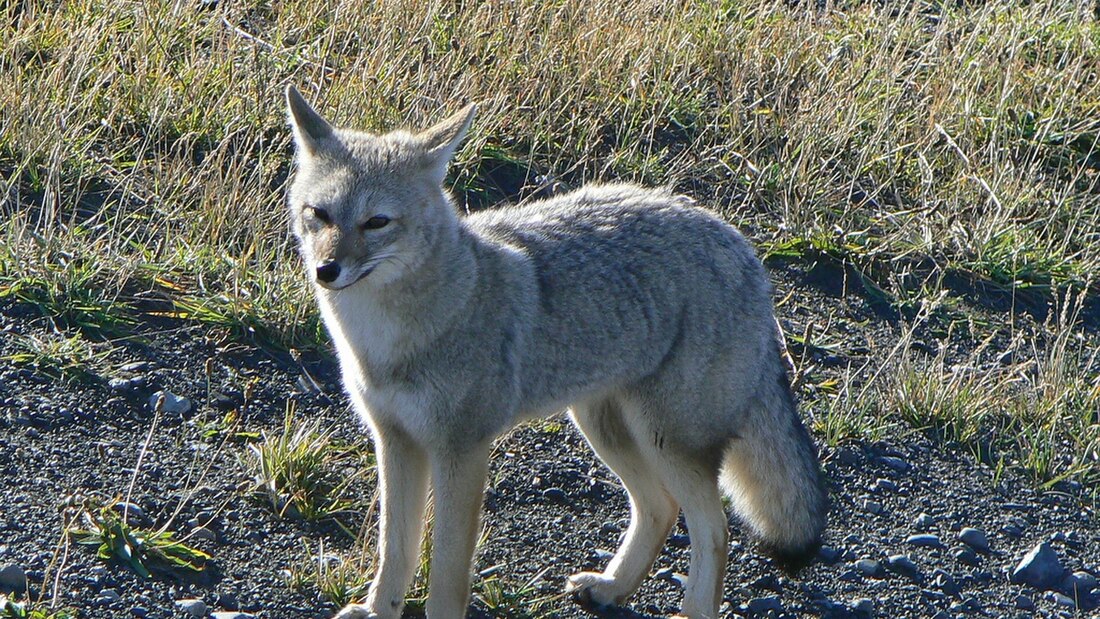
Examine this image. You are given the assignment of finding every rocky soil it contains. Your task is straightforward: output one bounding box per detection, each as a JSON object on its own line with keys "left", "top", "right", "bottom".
{"left": 1, "top": 261, "right": 1098, "bottom": 619}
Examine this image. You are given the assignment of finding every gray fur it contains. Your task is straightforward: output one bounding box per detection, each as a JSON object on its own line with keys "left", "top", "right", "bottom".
{"left": 285, "top": 87, "right": 827, "bottom": 619}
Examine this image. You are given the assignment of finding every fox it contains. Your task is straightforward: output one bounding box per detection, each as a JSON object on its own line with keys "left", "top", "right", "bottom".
{"left": 284, "top": 85, "right": 827, "bottom": 619}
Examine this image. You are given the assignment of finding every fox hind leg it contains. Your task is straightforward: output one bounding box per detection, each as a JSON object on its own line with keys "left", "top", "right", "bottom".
{"left": 567, "top": 399, "right": 679, "bottom": 609}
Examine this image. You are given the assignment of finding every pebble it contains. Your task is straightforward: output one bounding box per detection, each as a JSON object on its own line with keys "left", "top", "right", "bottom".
{"left": 931, "top": 568, "right": 959, "bottom": 596}
{"left": 1063, "top": 570, "right": 1098, "bottom": 595}
{"left": 108, "top": 376, "right": 145, "bottom": 392}
{"left": 111, "top": 502, "right": 148, "bottom": 523}
{"left": 593, "top": 549, "right": 614, "bottom": 561}
{"left": 856, "top": 559, "right": 885, "bottom": 578}
{"left": 873, "top": 478, "right": 897, "bottom": 493}
{"left": 212, "top": 613, "right": 255, "bottom": 619}
{"left": 119, "top": 362, "right": 151, "bottom": 373}
{"left": 954, "top": 547, "right": 980, "bottom": 566}
{"left": 668, "top": 534, "right": 690, "bottom": 548}
{"left": 746, "top": 596, "right": 783, "bottom": 613}
{"left": 1014, "top": 594, "right": 1035, "bottom": 610}
{"left": 950, "top": 597, "right": 982, "bottom": 613}
{"left": 1046, "top": 591, "right": 1077, "bottom": 609}
{"left": 906, "top": 534, "right": 942, "bottom": 548}
{"left": 149, "top": 391, "right": 192, "bottom": 416}
{"left": 958, "top": 527, "right": 989, "bottom": 553}
{"left": 540, "top": 487, "right": 566, "bottom": 503}
{"left": 914, "top": 512, "right": 935, "bottom": 530}
{"left": 861, "top": 499, "right": 883, "bottom": 515}
{"left": 98, "top": 589, "right": 121, "bottom": 602}
{"left": 885, "top": 554, "right": 921, "bottom": 581}
{"left": 191, "top": 527, "right": 217, "bottom": 542}
{"left": 851, "top": 598, "right": 874, "bottom": 616}
{"left": 879, "top": 455, "right": 910, "bottom": 472}
{"left": 1011, "top": 542, "right": 1065, "bottom": 590}
{"left": 817, "top": 546, "right": 841, "bottom": 563}
{"left": 0, "top": 564, "right": 27, "bottom": 590}
{"left": 175, "top": 598, "right": 208, "bottom": 617}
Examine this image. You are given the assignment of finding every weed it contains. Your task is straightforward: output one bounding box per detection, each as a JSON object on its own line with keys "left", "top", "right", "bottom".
{"left": 285, "top": 541, "right": 371, "bottom": 608}
{"left": 68, "top": 500, "right": 211, "bottom": 579}
{"left": 247, "top": 402, "right": 372, "bottom": 521}
{"left": 0, "top": 596, "right": 75, "bottom": 619}
{"left": 3, "top": 331, "right": 110, "bottom": 382}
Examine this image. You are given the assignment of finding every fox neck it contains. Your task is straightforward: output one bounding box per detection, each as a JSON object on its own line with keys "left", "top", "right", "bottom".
{"left": 316, "top": 215, "right": 477, "bottom": 373}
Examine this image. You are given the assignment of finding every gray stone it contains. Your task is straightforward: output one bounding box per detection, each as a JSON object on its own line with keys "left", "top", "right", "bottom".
{"left": 861, "top": 499, "right": 883, "bottom": 515}
{"left": 746, "top": 596, "right": 783, "bottom": 613}
{"left": 212, "top": 613, "right": 255, "bottom": 619}
{"left": 111, "top": 502, "right": 148, "bottom": 523}
{"left": 914, "top": 512, "right": 935, "bottom": 530}
{"left": 0, "top": 564, "right": 27, "bottom": 591}
{"left": 149, "top": 391, "right": 191, "bottom": 416}
{"left": 1014, "top": 594, "right": 1034, "bottom": 610}
{"left": 175, "top": 598, "right": 207, "bottom": 617}
{"left": 958, "top": 527, "right": 989, "bottom": 553}
{"left": 1046, "top": 591, "right": 1077, "bottom": 609}
{"left": 856, "top": 559, "right": 885, "bottom": 578}
{"left": 874, "top": 478, "right": 897, "bottom": 493}
{"left": 540, "top": 487, "right": 566, "bottom": 502}
{"left": 851, "top": 598, "right": 874, "bottom": 616}
{"left": 885, "top": 554, "right": 921, "bottom": 581}
{"left": 1062, "top": 570, "right": 1098, "bottom": 595}
{"left": 906, "top": 534, "right": 942, "bottom": 548}
{"left": 593, "top": 548, "right": 613, "bottom": 561}
{"left": 1011, "top": 542, "right": 1064, "bottom": 590}
{"left": 98, "top": 589, "right": 121, "bottom": 602}
{"left": 879, "top": 455, "right": 910, "bottom": 472}
{"left": 954, "top": 547, "right": 980, "bottom": 566}
{"left": 191, "top": 527, "right": 217, "bottom": 543}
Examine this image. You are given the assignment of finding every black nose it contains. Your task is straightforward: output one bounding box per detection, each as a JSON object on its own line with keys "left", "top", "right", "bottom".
{"left": 316, "top": 261, "right": 341, "bottom": 283}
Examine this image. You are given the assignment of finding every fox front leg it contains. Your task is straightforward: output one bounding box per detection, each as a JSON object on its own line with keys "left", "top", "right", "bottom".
{"left": 335, "top": 427, "right": 429, "bottom": 619}
{"left": 424, "top": 443, "right": 491, "bottom": 619}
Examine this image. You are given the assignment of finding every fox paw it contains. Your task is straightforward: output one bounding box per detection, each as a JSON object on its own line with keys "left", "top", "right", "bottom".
{"left": 566, "top": 571, "right": 626, "bottom": 609}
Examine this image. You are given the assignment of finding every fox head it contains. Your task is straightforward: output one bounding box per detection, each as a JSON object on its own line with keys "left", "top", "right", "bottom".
{"left": 285, "top": 86, "right": 475, "bottom": 291}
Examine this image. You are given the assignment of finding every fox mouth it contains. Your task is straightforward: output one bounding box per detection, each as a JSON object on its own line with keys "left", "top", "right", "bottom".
{"left": 317, "top": 265, "right": 376, "bottom": 291}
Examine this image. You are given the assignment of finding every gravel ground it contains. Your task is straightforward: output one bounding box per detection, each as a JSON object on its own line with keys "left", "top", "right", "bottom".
{"left": 1, "top": 262, "right": 1098, "bottom": 619}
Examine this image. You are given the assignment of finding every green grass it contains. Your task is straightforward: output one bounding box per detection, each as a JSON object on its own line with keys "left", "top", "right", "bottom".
{"left": 246, "top": 403, "right": 374, "bottom": 521}
{"left": 0, "top": 597, "right": 75, "bottom": 619}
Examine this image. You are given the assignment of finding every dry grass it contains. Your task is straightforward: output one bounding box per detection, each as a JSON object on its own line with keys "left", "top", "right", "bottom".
{"left": 2, "top": 1, "right": 1099, "bottom": 483}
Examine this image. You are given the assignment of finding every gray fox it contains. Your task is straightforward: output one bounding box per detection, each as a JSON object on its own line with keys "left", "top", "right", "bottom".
{"left": 285, "top": 86, "right": 827, "bottom": 619}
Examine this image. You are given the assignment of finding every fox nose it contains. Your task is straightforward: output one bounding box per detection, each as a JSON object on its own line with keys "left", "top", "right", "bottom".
{"left": 316, "top": 261, "right": 341, "bottom": 283}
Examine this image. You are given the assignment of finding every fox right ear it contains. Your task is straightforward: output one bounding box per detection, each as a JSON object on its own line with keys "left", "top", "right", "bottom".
{"left": 286, "top": 85, "right": 334, "bottom": 154}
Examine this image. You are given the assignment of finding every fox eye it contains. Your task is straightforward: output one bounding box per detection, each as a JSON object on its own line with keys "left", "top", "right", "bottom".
{"left": 361, "top": 216, "right": 390, "bottom": 231}
{"left": 305, "top": 205, "right": 331, "bottom": 224}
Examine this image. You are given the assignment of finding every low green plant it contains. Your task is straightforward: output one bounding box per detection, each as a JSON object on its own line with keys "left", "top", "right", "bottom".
{"left": 68, "top": 501, "right": 211, "bottom": 579}
{"left": 285, "top": 541, "right": 371, "bottom": 608}
{"left": 474, "top": 569, "right": 559, "bottom": 619}
{"left": 0, "top": 596, "right": 76, "bottom": 619}
{"left": 195, "top": 410, "right": 261, "bottom": 444}
{"left": 247, "top": 403, "right": 369, "bottom": 521}
{"left": 3, "top": 331, "right": 110, "bottom": 382}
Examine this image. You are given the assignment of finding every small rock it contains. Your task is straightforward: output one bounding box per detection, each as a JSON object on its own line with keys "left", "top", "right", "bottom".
{"left": 862, "top": 499, "right": 883, "bottom": 515}
{"left": 1011, "top": 542, "right": 1065, "bottom": 590}
{"left": 150, "top": 391, "right": 191, "bottom": 416}
{"left": 851, "top": 598, "right": 874, "bottom": 616}
{"left": 108, "top": 377, "right": 144, "bottom": 392}
{"left": 175, "top": 598, "right": 207, "bottom": 617}
{"left": 668, "top": 534, "right": 690, "bottom": 548}
{"left": 212, "top": 613, "right": 254, "bottom": 619}
{"left": 856, "top": 559, "right": 885, "bottom": 578}
{"left": 131, "top": 607, "right": 149, "bottom": 617}
{"left": 111, "top": 502, "right": 148, "bottom": 523}
{"left": 593, "top": 549, "right": 614, "bottom": 561}
{"left": 541, "top": 487, "right": 566, "bottom": 503}
{"left": 1062, "top": 570, "right": 1098, "bottom": 595}
{"left": 99, "top": 589, "right": 121, "bottom": 602}
{"left": 885, "top": 554, "right": 921, "bottom": 581}
{"left": 874, "top": 478, "right": 897, "bottom": 493}
{"left": 879, "top": 455, "right": 910, "bottom": 472}
{"left": 931, "top": 568, "right": 959, "bottom": 596}
{"left": 906, "top": 534, "right": 942, "bottom": 548}
{"left": 119, "top": 361, "right": 151, "bottom": 373}
{"left": 654, "top": 567, "right": 677, "bottom": 581}
{"left": 1045, "top": 591, "right": 1077, "bottom": 609}
{"left": 599, "top": 521, "right": 620, "bottom": 535}
{"left": 914, "top": 513, "right": 935, "bottom": 531}
{"left": 949, "top": 597, "right": 981, "bottom": 613}
{"left": 817, "top": 546, "right": 841, "bottom": 564}
{"left": 954, "top": 547, "right": 980, "bottom": 566}
{"left": 958, "top": 527, "right": 989, "bottom": 553}
{"left": 191, "top": 527, "right": 217, "bottom": 543}
{"left": 746, "top": 596, "right": 783, "bottom": 613}
{"left": 0, "top": 564, "right": 27, "bottom": 591}
{"left": 1014, "top": 594, "right": 1034, "bottom": 610}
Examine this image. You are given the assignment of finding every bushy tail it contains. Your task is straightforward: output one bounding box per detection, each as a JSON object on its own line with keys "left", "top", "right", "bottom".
{"left": 719, "top": 367, "right": 827, "bottom": 573}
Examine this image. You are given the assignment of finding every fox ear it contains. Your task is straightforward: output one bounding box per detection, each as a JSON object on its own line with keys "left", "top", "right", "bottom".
{"left": 287, "top": 85, "right": 334, "bottom": 155}
{"left": 418, "top": 103, "right": 476, "bottom": 180}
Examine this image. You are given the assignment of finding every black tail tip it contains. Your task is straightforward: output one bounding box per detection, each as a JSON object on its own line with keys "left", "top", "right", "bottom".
{"left": 760, "top": 537, "right": 823, "bottom": 575}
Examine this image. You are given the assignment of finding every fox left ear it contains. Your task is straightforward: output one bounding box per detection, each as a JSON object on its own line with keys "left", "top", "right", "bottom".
{"left": 287, "top": 85, "right": 334, "bottom": 156}
{"left": 418, "top": 103, "right": 476, "bottom": 181}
